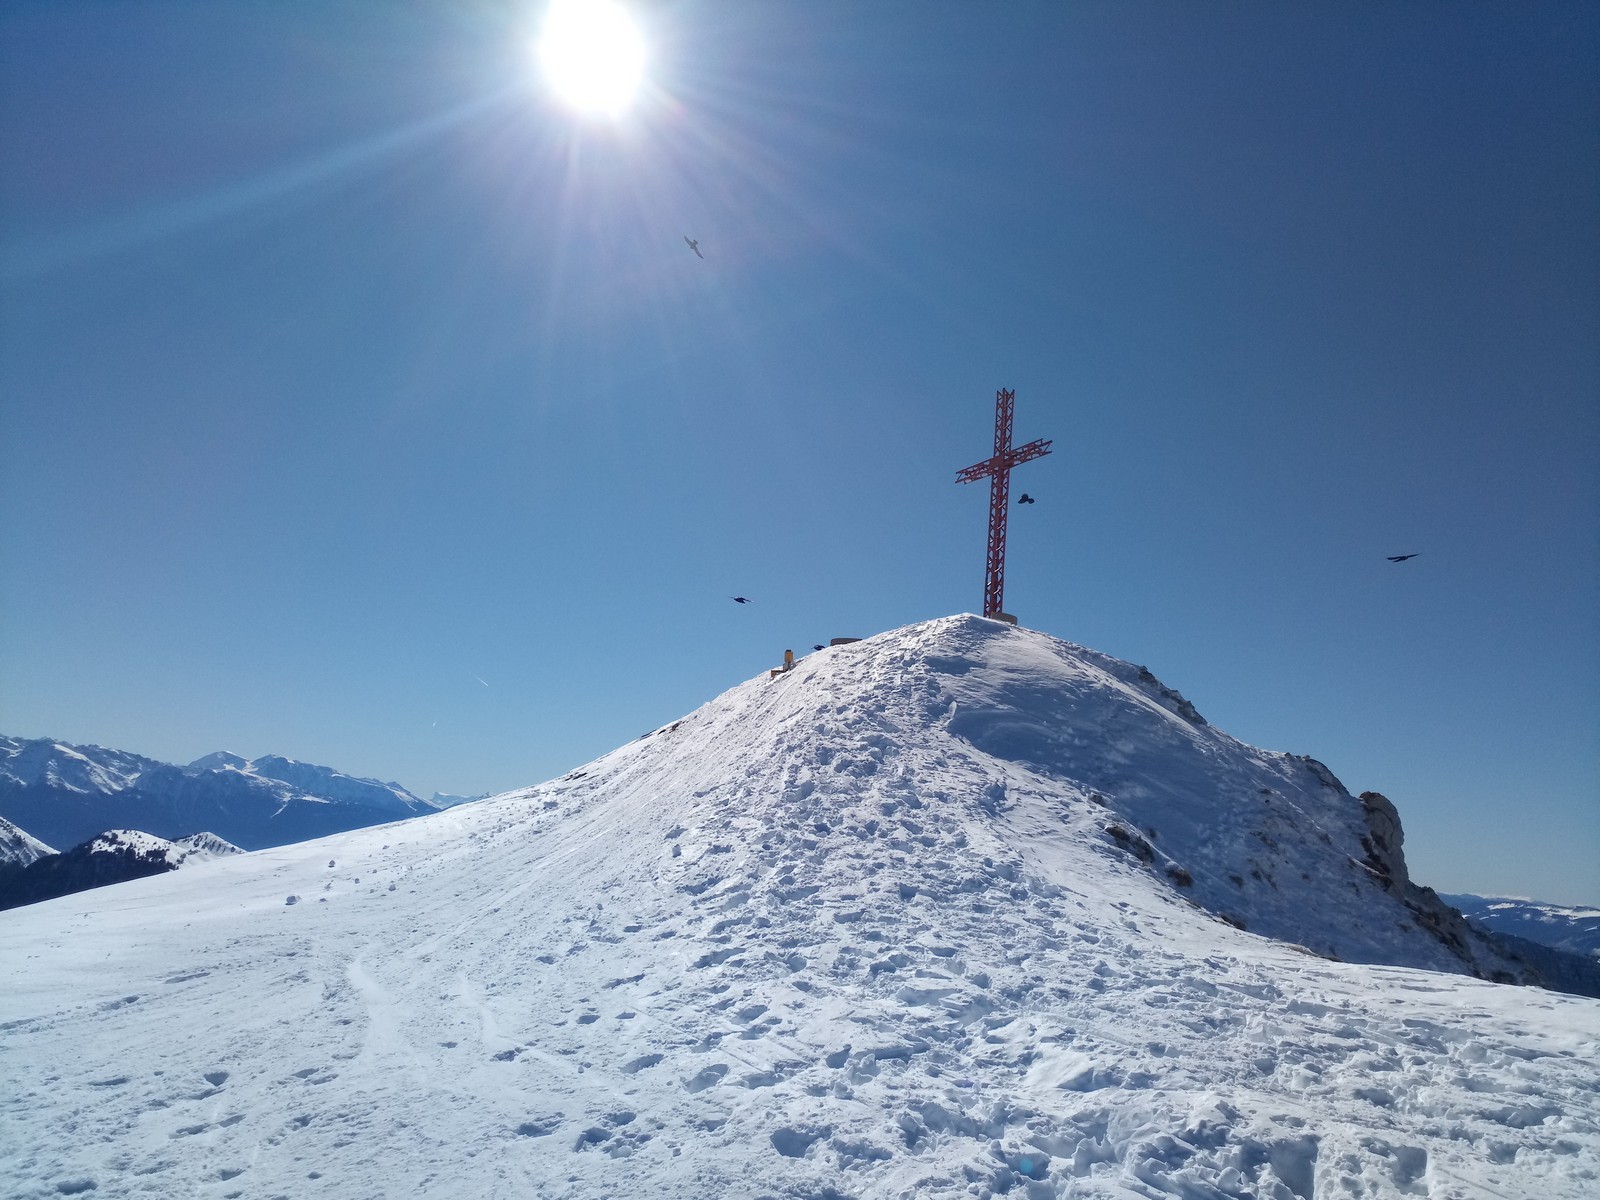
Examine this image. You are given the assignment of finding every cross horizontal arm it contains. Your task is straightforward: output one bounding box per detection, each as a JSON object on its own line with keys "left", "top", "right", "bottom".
{"left": 954, "top": 460, "right": 1000, "bottom": 484}
{"left": 954, "top": 438, "right": 1053, "bottom": 484}
{"left": 1008, "top": 437, "right": 1053, "bottom": 466}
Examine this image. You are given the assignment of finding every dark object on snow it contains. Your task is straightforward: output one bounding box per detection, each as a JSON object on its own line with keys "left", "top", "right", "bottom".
{"left": 1017, "top": 493, "right": 1035, "bottom": 504}
{"left": 813, "top": 644, "right": 825, "bottom": 651}
{"left": 731, "top": 596, "right": 752, "bottom": 604}
{"left": 1387, "top": 554, "right": 1419, "bottom": 562}
{"left": 684, "top": 236, "right": 703, "bottom": 259}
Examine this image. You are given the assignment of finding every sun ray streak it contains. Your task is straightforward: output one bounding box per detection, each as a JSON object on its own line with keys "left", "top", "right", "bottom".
{"left": 2, "top": 91, "right": 508, "bottom": 280}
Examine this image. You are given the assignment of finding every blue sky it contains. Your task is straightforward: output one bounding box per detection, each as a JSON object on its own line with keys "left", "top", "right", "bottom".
{"left": 2, "top": 1, "right": 1595, "bottom": 904}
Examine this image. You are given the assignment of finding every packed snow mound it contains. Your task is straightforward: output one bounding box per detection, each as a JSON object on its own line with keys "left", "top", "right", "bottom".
{"left": 0, "top": 735, "right": 441, "bottom": 851}
{"left": 0, "top": 814, "right": 53, "bottom": 866}
{"left": 608, "top": 614, "right": 1542, "bottom": 983}
{"left": 2, "top": 616, "right": 1596, "bottom": 1200}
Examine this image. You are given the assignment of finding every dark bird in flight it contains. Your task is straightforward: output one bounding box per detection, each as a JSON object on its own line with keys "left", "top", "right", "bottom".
{"left": 731, "top": 596, "right": 752, "bottom": 604}
{"left": 813, "top": 644, "right": 825, "bottom": 651}
{"left": 1387, "top": 554, "right": 1419, "bottom": 562}
{"left": 684, "top": 236, "right": 703, "bottom": 259}
{"left": 1017, "top": 493, "right": 1035, "bottom": 505}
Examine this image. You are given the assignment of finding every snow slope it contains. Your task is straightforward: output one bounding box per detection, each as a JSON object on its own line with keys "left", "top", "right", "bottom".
{"left": 2, "top": 617, "right": 1595, "bottom": 1199}
{"left": 0, "top": 737, "right": 440, "bottom": 852}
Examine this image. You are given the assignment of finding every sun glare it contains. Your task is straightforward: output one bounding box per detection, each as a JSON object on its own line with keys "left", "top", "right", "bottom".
{"left": 537, "top": 0, "right": 647, "bottom": 117}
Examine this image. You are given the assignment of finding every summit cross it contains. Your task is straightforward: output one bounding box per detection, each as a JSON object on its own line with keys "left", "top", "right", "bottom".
{"left": 954, "top": 388, "right": 1052, "bottom": 620}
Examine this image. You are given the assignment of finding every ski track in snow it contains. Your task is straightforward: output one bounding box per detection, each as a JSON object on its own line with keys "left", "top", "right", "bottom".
{"left": 1, "top": 617, "right": 1596, "bottom": 1199}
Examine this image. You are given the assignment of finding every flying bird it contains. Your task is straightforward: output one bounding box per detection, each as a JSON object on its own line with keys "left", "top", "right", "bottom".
{"left": 1386, "top": 554, "right": 1419, "bottom": 562}
{"left": 813, "top": 644, "right": 825, "bottom": 651}
{"left": 1017, "top": 493, "right": 1035, "bottom": 505}
{"left": 731, "top": 596, "right": 752, "bottom": 604}
{"left": 684, "top": 236, "right": 703, "bottom": 259}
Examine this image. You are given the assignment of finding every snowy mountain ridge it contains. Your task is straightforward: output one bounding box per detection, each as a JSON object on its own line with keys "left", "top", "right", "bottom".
{"left": 0, "top": 814, "right": 53, "bottom": 867}
{"left": 0, "top": 828, "right": 244, "bottom": 912}
{"left": 77, "top": 828, "right": 245, "bottom": 865}
{"left": 0, "top": 735, "right": 444, "bottom": 853}
{"left": 1442, "top": 894, "right": 1600, "bottom": 962}
{"left": 3, "top": 616, "right": 1595, "bottom": 1199}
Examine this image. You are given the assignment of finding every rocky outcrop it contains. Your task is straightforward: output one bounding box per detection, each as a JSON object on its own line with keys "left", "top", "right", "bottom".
{"left": 1358, "top": 791, "right": 1600, "bottom": 997}
{"left": 1358, "top": 790, "right": 1408, "bottom": 895}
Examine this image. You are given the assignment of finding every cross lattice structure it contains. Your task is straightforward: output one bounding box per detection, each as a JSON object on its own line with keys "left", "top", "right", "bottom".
{"left": 955, "top": 388, "right": 1052, "bottom": 620}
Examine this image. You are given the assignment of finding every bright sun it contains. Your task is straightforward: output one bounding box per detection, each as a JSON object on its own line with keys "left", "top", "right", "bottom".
{"left": 537, "top": 0, "right": 647, "bottom": 117}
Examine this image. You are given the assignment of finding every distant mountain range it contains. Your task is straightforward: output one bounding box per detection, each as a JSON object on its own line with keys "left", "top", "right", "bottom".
{"left": 1441, "top": 893, "right": 1600, "bottom": 961}
{"left": 0, "top": 735, "right": 479, "bottom": 854}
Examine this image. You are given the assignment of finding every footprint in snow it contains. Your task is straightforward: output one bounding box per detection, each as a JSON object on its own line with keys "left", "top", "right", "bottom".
{"left": 683, "top": 1064, "right": 729, "bottom": 1093}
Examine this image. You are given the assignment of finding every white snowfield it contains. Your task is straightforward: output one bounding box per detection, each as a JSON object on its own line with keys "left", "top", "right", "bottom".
{"left": 1, "top": 617, "right": 1595, "bottom": 1199}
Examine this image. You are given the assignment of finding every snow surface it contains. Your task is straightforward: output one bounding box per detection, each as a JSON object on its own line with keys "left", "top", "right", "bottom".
{"left": 2, "top": 617, "right": 1595, "bottom": 1199}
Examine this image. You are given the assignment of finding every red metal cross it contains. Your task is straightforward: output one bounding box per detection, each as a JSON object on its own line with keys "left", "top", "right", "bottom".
{"left": 955, "top": 388, "right": 1052, "bottom": 620}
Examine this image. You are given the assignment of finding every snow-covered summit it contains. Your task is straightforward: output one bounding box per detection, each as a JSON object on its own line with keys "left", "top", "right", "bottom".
{"left": 79, "top": 829, "right": 244, "bottom": 866}
{"left": 2, "top": 616, "right": 1595, "bottom": 1199}
{"left": 186, "top": 750, "right": 249, "bottom": 771}
{"left": 582, "top": 614, "right": 1540, "bottom": 982}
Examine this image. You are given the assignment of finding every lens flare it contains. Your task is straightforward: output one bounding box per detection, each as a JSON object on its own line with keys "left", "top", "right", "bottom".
{"left": 537, "top": 0, "right": 647, "bottom": 117}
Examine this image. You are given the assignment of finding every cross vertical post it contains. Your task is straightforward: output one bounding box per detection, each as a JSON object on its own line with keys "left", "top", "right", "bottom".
{"left": 955, "top": 388, "right": 1052, "bottom": 620}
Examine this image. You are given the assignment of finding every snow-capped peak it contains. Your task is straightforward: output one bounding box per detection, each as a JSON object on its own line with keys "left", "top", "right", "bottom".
{"left": 0, "top": 815, "right": 54, "bottom": 866}
{"left": 186, "top": 751, "right": 249, "bottom": 772}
